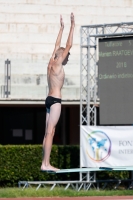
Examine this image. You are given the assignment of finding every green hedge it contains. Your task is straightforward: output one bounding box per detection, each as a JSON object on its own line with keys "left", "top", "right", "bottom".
{"left": 0, "top": 145, "right": 129, "bottom": 187}
{"left": 0, "top": 145, "right": 80, "bottom": 186}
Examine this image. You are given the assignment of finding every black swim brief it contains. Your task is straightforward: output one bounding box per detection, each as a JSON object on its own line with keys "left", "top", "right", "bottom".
{"left": 45, "top": 96, "right": 61, "bottom": 113}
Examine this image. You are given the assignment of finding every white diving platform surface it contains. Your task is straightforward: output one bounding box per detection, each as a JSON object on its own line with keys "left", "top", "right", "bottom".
{"left": 55, "top": 166, "right": 133, "bottom": 173}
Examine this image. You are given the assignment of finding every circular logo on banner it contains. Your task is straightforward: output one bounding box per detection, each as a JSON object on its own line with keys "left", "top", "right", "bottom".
{"left": 87, "top": 130, "right": 111, "bottom": 162}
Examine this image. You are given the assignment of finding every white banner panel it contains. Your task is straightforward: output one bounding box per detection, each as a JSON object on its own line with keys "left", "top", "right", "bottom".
{"left": 81, "top": 126, "right": 133, "bottom": 167}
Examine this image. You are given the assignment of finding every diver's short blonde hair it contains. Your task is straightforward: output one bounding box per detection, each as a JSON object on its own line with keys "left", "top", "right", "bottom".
{"left": 54, "top": 47, "right": 70, "bottom": 59}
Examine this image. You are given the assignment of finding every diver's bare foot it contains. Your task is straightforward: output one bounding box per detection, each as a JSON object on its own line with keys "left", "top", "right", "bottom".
{"left": 41, "top": 164, "right": 60, "bottom": 172}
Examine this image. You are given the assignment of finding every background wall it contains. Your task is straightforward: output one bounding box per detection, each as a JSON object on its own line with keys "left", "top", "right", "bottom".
{"left": 0, "top": 0, "right": 133, "bottom": 99}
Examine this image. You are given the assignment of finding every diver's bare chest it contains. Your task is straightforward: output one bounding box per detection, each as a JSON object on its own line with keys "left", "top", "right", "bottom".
{"left": 50, "top": 66, "right": 64, "bottom": 77}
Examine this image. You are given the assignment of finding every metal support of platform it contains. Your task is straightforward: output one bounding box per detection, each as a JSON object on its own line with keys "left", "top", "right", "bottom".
{"left": 18, "top": 180, "right": 96, "bottom": 191}
{"left": 18, "top": 179, "right": 133, "bottom": 191}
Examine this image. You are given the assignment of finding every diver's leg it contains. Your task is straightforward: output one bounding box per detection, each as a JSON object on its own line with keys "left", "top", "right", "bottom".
{"left": 41, "top": 103, "right": 61, "bottom": 171}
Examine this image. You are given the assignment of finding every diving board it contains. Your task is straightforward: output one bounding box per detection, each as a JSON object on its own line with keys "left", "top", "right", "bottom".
{"left": 55, "top": 166, "right": 133, "bottom": 173}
